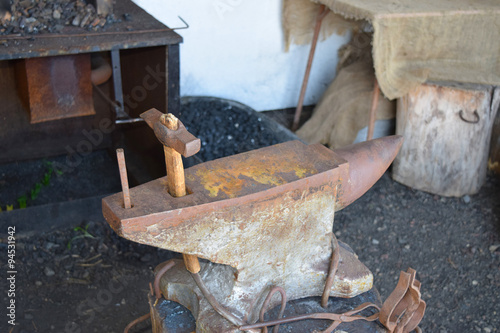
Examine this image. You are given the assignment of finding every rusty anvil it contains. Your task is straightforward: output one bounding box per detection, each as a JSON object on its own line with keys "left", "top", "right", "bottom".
{"left": 102, "top": 109, "right": 403, "bottom": 332}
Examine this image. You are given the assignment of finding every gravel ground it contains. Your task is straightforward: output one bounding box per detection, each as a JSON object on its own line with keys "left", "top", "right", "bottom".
{"left": 1, "top": 103, "right": 499, "bottom": 332}
{"left": 337, "top": 173, "right": 500, "bottom": 333}
{"left": 2, "top": 172, "right": 498, "bottom": 333}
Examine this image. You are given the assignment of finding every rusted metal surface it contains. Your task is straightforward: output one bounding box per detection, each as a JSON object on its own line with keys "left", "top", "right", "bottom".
{"left": 379, "top": 268, "right": 426, "bottom": 333}
{"left": 240, "top": 302, "right": 380, "bottom": 332}
{"left": 141, "top": 108, "right": 201, "bottom": 158}
{"left": 124, "top": 312, "right": 151, "bottom": 333}
{"left": 259, "top": 286, "right": 286, "bottom": 333}
{"left": 154, "top": 252, "right": 372, "bottom": 332}
{"left": 116, "top": 149, "right": 132, "bottom": 209}
{"left": 21, "top": 54, "right": 95, "bottom": 123}
{"left": 110, "top": 49, "right": 126, "bottom": 118}
{"left": 151, "top": 283, "right": 386, "bottom": 332}
{"left": 152, "top": 264, "right": 424, "bottom": 332}
{"left": 367, "top": 78, "right": 380, "bottom": 140}
{"left": 0, "top": 0, "right": 183, "bottom": 61}
{"left": 292, "top": 4, "right": 330, "bottom": 132}
{"left": 104, "top": 136, "right": 403, "bottom": 331}
{"left": 334, "top": 135, "right": 403, "bottom": 210}
{"left": 321, "top": 234, "right": 341, "bottom": 308}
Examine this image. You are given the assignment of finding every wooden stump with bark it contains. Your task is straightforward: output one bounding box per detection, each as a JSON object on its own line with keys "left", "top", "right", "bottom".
{"left": 393, "top": 83, "right": 500, "bottom": 196}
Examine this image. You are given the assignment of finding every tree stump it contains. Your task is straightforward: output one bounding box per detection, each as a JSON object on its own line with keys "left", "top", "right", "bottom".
{"left": 393, "top": 83, "right": 500, "bottom": 197}
{"left": 489, "top": 92, "right": 500, "bottom": 174}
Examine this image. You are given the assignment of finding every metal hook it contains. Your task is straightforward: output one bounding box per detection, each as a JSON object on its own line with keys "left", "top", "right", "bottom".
{"left": 458, "top": 110, "right": 480, "bottom": 124}
{"left": 173, "top": 16, "right": 189, "bottom": 30}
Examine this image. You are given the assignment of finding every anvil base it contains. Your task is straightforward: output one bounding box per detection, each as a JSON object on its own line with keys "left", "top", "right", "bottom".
{"left": 149, "top": 292, "right": 386, "bottom": 333}
{"left": 151, "top": 241, "right": 382, "bottom": 333}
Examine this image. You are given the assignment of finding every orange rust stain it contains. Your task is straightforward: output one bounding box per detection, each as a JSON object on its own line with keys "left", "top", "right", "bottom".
{"left": 194, "top": 163, "right": 316, "bottom": 198}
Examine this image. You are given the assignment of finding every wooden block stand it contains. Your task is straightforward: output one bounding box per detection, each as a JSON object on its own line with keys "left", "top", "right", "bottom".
{"left": 393, "top": 83, "right": 500, "bottom": 197}
{"left": 489, "top": 106, "right": 500, "bottom": 173}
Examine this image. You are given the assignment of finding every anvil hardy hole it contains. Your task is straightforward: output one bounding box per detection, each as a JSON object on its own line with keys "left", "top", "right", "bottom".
{"left": 122, "top": 203, "right": 134, "bottom": 209}
{"left": 166, "top": 186, "right": 193, "bottom": 197}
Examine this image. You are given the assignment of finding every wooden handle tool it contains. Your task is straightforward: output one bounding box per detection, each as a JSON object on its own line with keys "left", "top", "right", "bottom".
{"left": 140, "top": 109, "right": 201, "bottom": 274}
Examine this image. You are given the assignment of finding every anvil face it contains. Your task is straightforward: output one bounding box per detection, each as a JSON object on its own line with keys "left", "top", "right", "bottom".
{"left": 102, "top": 137, "right": 403, "bottom": 330}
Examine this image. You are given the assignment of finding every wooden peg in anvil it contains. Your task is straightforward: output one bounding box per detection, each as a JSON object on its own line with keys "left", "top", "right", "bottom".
{"left": 140, "top": 108, "right": 201, "bottom": 274}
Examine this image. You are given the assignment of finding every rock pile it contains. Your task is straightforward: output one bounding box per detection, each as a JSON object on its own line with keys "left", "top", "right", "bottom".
{"left": 0, "top": 0, "right": 118, "bottom": 35}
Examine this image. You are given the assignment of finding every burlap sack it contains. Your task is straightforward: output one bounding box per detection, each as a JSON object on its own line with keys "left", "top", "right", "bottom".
{"left": 285, "top": 0, "right": 500, "bottom": 99}
{"left": 296, "top": 60, "right": 395, "bottom": 148}
{"left": 282, "top": 0, "right": 355, "bottom": 52}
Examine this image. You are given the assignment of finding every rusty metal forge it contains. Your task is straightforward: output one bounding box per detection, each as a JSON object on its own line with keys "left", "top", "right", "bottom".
{"left": 102, "top": 110, "right": 421, "bottom": 332}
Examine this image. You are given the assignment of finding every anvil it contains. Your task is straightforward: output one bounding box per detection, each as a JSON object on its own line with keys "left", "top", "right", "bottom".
{"left": 103, "top": 136, "right": 402, "bottom": 332}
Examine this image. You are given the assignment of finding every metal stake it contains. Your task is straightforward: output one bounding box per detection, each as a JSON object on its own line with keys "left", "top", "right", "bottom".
{"left": 116, "top": 148, "right": 132, "bottom": 209}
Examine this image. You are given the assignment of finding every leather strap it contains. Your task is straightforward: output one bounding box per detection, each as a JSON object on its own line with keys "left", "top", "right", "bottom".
{"left": 380, "top": 268, "right": 426, "bottom": 333}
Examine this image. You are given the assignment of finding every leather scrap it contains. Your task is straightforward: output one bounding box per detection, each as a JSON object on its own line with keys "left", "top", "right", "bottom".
{"left": 379, "top": 268, "right": 426, "bottom": 333}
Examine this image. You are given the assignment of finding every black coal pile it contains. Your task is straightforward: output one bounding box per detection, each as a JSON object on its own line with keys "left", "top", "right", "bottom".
{"left": 179, "top": 97, "right": 298, "bottom": 162}
{"left": 0, "top": 0, "right": 118, "bottom": 35}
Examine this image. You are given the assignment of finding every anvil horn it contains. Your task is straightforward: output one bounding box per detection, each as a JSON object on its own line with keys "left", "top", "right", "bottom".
{"left": 334, "top": 135, "right": 403, "bottom": 211}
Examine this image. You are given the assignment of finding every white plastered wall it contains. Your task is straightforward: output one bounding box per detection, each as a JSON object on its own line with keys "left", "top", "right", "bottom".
{"left": 133, "top": 0, "right": 350, "bottom": 111}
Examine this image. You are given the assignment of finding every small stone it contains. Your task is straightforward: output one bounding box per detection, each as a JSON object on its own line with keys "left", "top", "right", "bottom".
{"left": 52, "top": 24, "right": 64, "bottom": 33}
{"left": 35, "top": 281, "right": 42, "bottom": 287}
{"left": 372, "top": 239, "right": 380, "bottom": 245}
{"left": 462, "top": 195, "right": 471, "bottom": 204}
{"left": 121, "top": 298, "right": 126, "bottom": 305}
{"left": 472, "top": 280, "right": 478, "bottom": 286}
{"left": 72, "top": 14, "right": 81, "bottom": 26}
{"left": 1, "top": 11, "right": 11, "bottom": 23}
{"left": 489, "top": 244, "right": 500, "bottom": 253}
{"left": 484, "top": 328, "right": 492, "bottom": 333}
{"left": 19, "top": 17, "right": 26, "bottom": 28}
{"left": 141, "top": 253, "right": 152, "bottom": 262}
{"left": 398, "top": 237, "right": 408, "bottom": 244}
{"left": 52, "top": 9, "right": 61, "bottom": 19}
{"left": 486, "top": 274, "right": 494, "bottom": 280}
{"left": 98, "top": 242, "right": 109, "bottom": 252}
{"left": 80, "top": 13, "right": 91, "bottom": 28}
{"left": 45, "top": 242, "right": 58, "bottom": 250}
{"left": 44, "top": 267, "right": 55, "bottom": 277}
